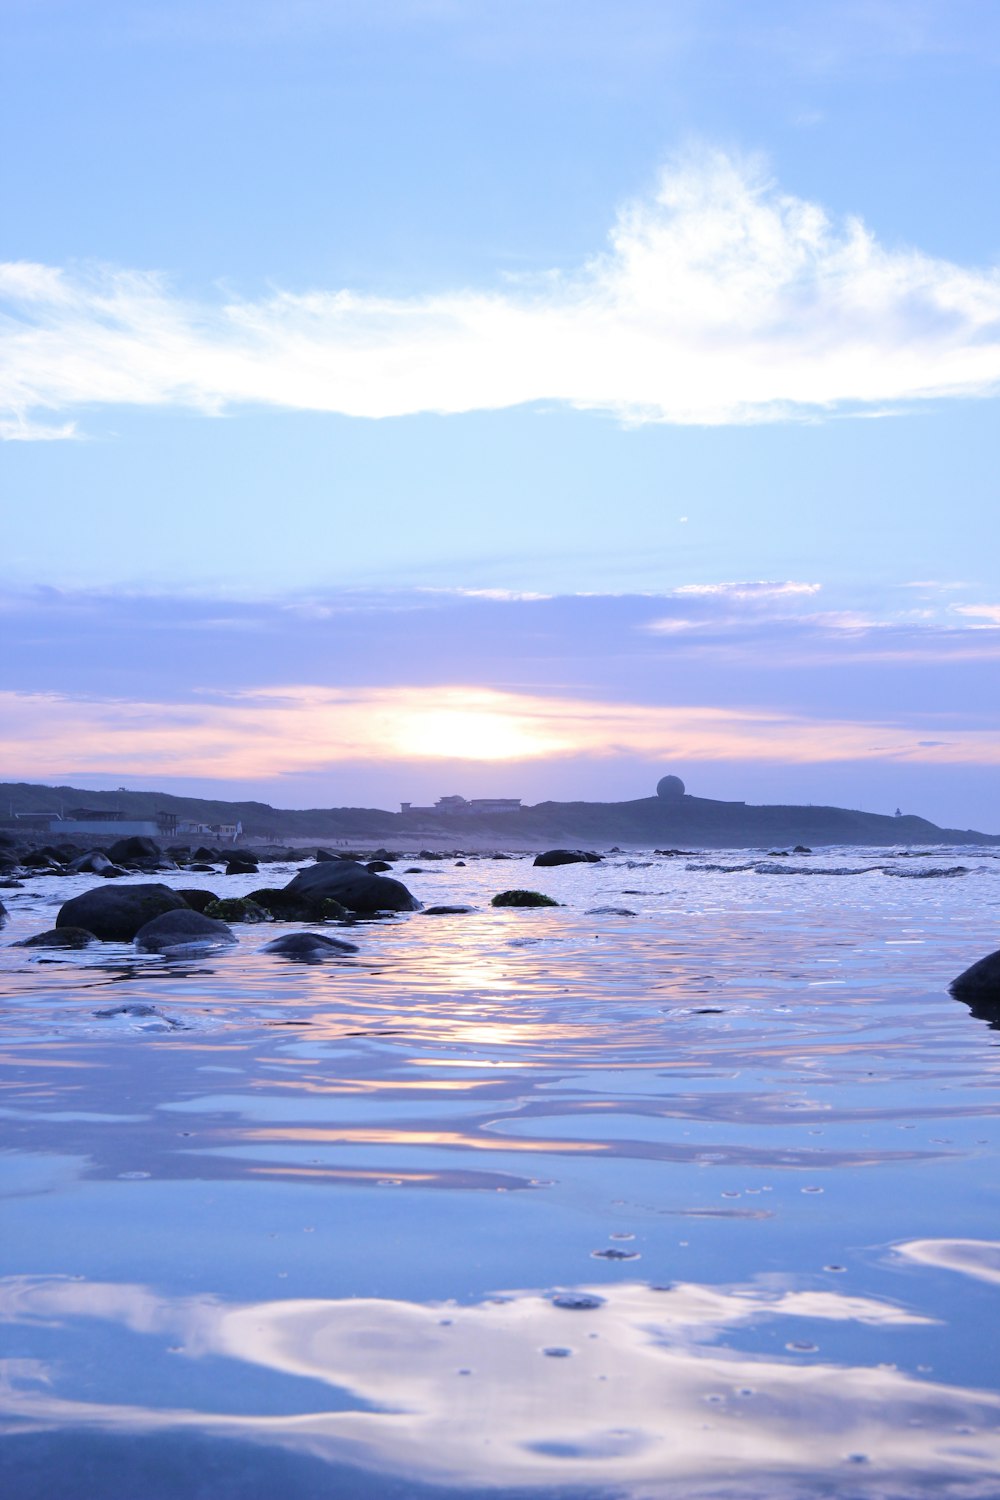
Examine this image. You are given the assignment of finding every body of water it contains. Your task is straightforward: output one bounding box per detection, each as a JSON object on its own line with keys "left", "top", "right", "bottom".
{"left": 1, "top": 847, "right": 999, "bottom": 1498}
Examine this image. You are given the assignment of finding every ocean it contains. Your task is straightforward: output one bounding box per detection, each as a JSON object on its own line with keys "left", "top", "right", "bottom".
{"left": 1, "top": 847, "right": 999, "bottom": 1498}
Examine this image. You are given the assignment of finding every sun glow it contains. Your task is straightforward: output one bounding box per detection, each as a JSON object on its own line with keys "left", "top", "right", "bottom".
{"left": 391, "top": 705, "right": 564, "bottom": 762}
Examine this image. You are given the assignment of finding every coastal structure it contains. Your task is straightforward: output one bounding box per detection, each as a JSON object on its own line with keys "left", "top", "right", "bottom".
{"left": 400, "top": 795, "right": 522, "bottom": 816}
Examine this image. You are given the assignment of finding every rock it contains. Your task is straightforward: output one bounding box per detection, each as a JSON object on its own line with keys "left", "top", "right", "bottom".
{"left": 422, "top": 904, "right": 475, "bottom": 916}
{"left": 366, "top": 860, "right": 393, "bottom": 873}
{"left": 16, "top": 926, "right": 97, "bottom": 948}
{"left": 203, "top": 897, "right": 270, "bottom": 923}
{"left": 20, "top": 851, "right": 64, "bottom": 870}
{"left": 225, "top": 855, "right": 259, "bottom": 875}
{"left": 107, "top": 835, "right": 161, "bottom": 864}
{"left": 0, "top": 898, "right": 8, "bottom": 926}
{"left": 533, "top": 849, "right": 602, "bottom": 868}
{"left": 188, "top": 862, "right": 217, "bottom": 873}
{"left": 491, "top": 890, "right": 560, "bottom": 907}
{"left": 314, "top": 848, "right": 345, "bottom": 861}
{"left": 262, "top": 932, "right": 359, "bottom": 957}
{"left": 0, "top": 879, "right": 23, "bottom": 890}
{"left": 950, "top": 949, "right": 1000, "bottom": 1002}
{"left": 585, "top": 906, "right": 637, "bottom": 916}
{"left": 192, "top": 846, "right": 222, "bottom": 863}
{"left": 56, "top": 883, "right": 190, "bottom": 942}
{"left": 67, "top": 850, "right": 114, "bottom": 875}
{"left": 133, "top": 909, "right": 236, "bottom": 953}
{"left": 247, "top": 886, "right": 352, "bottom": 922}
{"left": 175, "top": 888, "right": 219, "bottom": 913}
{"left": 282, "top": 860, "right": 420, "bottom": 915}
{"left": 455, "top": 860, "right": 466, "bottom": 866}
{"left": 793, "top": 845, "right": 812, "bottom": 854}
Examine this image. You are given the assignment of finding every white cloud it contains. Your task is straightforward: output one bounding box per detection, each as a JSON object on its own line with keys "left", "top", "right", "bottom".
{"left": 2, "top": 149, "right": 1000, "bottom": 437}
{"left": 953, "top": 603, "right": 1000, "bottom": 625}
{"left": 672, "top": 581, "right": 822, "bottom": 599}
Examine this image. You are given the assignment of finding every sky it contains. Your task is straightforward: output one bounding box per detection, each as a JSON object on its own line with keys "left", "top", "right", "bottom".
{"left": 1, "top": 0, "right": 999, "bottom": 828}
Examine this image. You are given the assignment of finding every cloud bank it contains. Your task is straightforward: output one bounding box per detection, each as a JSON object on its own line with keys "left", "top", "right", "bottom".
{"left": 3, "top": 150, "right": 999, "bottom": 436}
{"left": 2, "top": 683, "right": 999, "bottom": 784}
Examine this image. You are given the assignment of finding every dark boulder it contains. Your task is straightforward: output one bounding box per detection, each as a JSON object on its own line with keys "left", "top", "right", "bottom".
{"left": 67, "top": 850, "right": 114, "bottom": 875}
{"left": 21, "top": 850, "right": 64, "bottom": 870}
{"left": 951, "top": 949, "right": 1000, "bottom": 1002}
{"left": 247, "top": 886, "right": 352, "bottom": 923}
{"left": 133, "top": 909, "right": 236, "bottom": 953}
{"left": 16, "top": 926, "right": 96, "bottom": 949}
{"left": 793, "top": 845, "right": 812, "bottom": 854}
{"left": 586, "top": 906, "right": 637, "bottom": 916}
{"left": 282, "top": 860, "right": 420, "bottom": 915}
{"left": 0, "top": 898, "right": 7, "bottom": 927}
{"left": 225, "top": 854, "right": 259, "bottom": 875}
{"left": 188, "top": 862, "right": 217, "bottom": 873}
{"left": 533, "top": 849, "right": 602, "bottom": 868}
{"left": 175, "top": 888, "right": 218, "bottom": 914}
{"left": 314, "top": 848, "right": 345, "bottom": 862}
{"left": 203, "top": 897, "right": 270, "bottom": 924}
{"left": 422, "top": 904, "right": 475, "bottom": 916}
{"left": 107, "top": 836, "right": 161, "bottom": 864}
{"left": 261, "top": 932, "right": 359, "bottom": 957}
{"left": 192, "top": 846, "right": 221, "bottom": 863}
{"left": 491, "top": 890, "right": 560, "bottom": 907}
{"left": 366, "top": 860, "right": 393, "bottom": 873}
{"left": 56, "top": 883, "right": 190, "bottom": 942}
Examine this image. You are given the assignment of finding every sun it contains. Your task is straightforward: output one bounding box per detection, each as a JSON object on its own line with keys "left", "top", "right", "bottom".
{"left": 393, "top": 706, "right": 558, "bottom": 762}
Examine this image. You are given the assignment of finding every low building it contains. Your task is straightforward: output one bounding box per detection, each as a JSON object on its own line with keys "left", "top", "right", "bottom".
{"left": 400, "top": 796, "right": 522, "bottom": 816}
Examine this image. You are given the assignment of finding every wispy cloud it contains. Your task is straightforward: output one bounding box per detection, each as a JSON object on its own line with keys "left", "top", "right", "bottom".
{"left": 953, "top": 603, "right": 1000, "bottom": 625}
{"left": 3, "top": 149, "right": 999, "bottom": 438}
{"left": 672, "top": 581, "right": 821, "bottom": 599}
{"left": 2, "top": 683, "right": 999, "bottom": 784}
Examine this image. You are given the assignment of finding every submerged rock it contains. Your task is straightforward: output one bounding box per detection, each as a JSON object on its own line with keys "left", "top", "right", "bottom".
{"left": 16, "top": 926, "right": 97, "bottom": 948}
{"left": 0, "top": 899, "right": 6, "bottom": 927}
{"left": 282, "top": 860, "right": 420, "bottom": 915}
{"left": 56, "top": 883, "right": 190, "bottom": 942}
{"left": 133, "top": 909, "right": 236, "bottom": 953}
{"left": 262, "top": 932, "right": 359, "bottom": 957}
{"left": 422, "top": 904, "right": 475, "bottom": 916}
{"left": 585, "top": 906, "right": 637, "bottom": 916}
{"left": 533, "top": 849, "right": 602, "bottom": 867}
{"left": 491, "top": 890, "right": 560, "bottom": 908}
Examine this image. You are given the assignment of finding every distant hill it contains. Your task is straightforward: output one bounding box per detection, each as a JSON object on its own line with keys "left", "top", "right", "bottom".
{"left": 1, "top": 781, "right": 996, "bottom": 848}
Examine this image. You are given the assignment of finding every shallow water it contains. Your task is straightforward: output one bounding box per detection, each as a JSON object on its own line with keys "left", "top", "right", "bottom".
{"left": 2, "top": 847, "right": 999, "bottom": 1498}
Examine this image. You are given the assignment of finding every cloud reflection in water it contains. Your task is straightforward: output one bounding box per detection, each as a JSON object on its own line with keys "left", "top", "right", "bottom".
{"left": 2, "top": 1258, "right": 998, "bottom": 1496}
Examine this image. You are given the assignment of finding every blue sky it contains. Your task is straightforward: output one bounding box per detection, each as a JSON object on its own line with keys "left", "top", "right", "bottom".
{"left": 2, "top": 1, "right": 999, "bottom": 826}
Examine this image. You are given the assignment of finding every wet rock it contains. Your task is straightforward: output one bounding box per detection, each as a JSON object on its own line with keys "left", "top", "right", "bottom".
{"left": 192, "top": 846, "right": 222, "bottom": 863}
{"left": 261, "top": 932, "right": 359, "bottom": 957}
{"left": 422, "top": 904, "right": 475, "bottom": 916}
{"left": 20, "top": 850, "right": 64, "bottom": 870}
{"left": 187, "top": 862, "right": 217, "bottom": 873}
{"left": 533, "top": 849, "right": 602, "bottom": 868}
{"left": 247, "top": 886, "right": 352, "bottom": 922}
{"left": 56, "top": 883, "right": 190, "bottom": 942}
{"left": 203, "top": 897, "right": 270, "bottom": 923}
{"left": 366, "top": 860, "right": 394, "bottom": 873}
{"left": 67, "top": 850, "right": 114, "bottom": 875}
{"left": 793, "top": 845, "right": 812, "bottom": 854}
{"left": 0, "top": 898, "right": 8, "bottom": 926}
{"left": 950, "top": 949, "right": 1000, "bottom": 1002}
{"left": 491, "top": 890, "right": 560, "bottom": 907}
{"left": 586, "top": 906, "right": 637, "bottom": 916}
{"left": 107, "top": 835, "right": 161, "bottom": 864}
{"left": 0, "top": 879, "right": 23, "bottom": 890}
{"left": 282, "top": 860, "right": 420, "bottom": 915}
{"left": 16, "top": 926, "right": 97, "bottom": 948}
{"left": 225, "top": 854, "right": 259, "bottom": 876}
{"left": 175, "top": 888, "right": 218, "bottom": 914}
{"left": 314, "top": 848, "right": 346, "bottom": 862}
{"left": 133, "top": 908, "right": 236, "bottom": 953}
